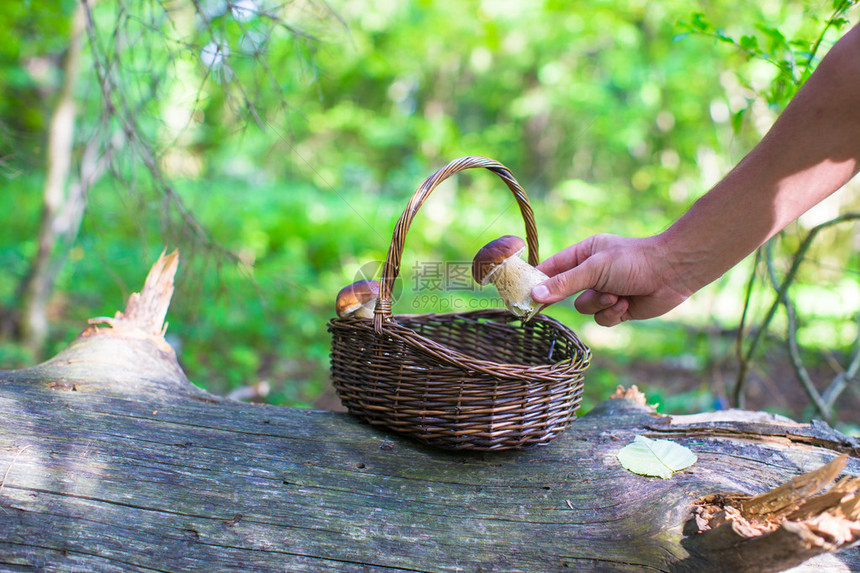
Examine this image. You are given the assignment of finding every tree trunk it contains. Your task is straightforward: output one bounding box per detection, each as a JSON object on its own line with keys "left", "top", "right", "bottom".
{"left": 18, "top": 2, "right": 90, "bottom": 357}
{"left": 1, "top": 252, "right": 859, "bottom": 572}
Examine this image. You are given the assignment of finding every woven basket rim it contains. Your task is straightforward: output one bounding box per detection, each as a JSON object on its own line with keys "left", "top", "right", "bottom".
{"left": 329, "top": 308, "right": 590, "bottom": 382}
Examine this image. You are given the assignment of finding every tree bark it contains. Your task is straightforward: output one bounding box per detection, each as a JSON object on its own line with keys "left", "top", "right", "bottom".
{"left": 1, "top": 252, "right": 859, "bottom": 572}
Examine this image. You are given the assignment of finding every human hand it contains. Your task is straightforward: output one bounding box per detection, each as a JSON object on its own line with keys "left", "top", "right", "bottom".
{"left": 531, "top": 233, "right": 693, "bottom": 326}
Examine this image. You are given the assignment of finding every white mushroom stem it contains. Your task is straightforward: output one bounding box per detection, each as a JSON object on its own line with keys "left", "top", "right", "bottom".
{"left": 351, "top": 299, "right": 376, "bottom": 319}
{"left": 486, "top": 256, "right": 549, "bottom": 321}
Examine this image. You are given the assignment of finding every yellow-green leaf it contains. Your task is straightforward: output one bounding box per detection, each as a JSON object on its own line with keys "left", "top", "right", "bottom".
{"left": 616, "top": 435, "right": 697, "bottom": 479}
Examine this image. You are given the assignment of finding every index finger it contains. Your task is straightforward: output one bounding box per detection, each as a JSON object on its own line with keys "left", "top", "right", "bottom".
{"left": 536, "top": 240, "right": 592, "bottom": 277}
{"left": 532, "top": 259, "right": 602, "bottom": 304}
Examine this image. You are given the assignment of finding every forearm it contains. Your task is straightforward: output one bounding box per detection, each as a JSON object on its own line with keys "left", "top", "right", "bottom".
{"left": 661, "top": 24, "right": 860, "bottom": 294}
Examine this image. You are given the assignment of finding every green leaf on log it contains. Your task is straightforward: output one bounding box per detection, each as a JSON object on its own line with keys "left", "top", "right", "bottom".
{"left": 616, "top": 435, "right": 697, "bottom": 479}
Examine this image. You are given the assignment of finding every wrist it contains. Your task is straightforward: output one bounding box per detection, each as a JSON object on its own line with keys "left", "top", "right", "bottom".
{"left": 652, "top": 226, "right": 717, "bottom": 298}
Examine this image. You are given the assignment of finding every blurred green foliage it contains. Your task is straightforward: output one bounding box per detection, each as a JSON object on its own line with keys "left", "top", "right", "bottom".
{"left": 0, "top": 0, "right": 857, "bottom": 424}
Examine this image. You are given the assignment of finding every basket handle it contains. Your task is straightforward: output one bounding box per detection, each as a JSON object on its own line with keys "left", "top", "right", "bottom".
{"left": 373, "top": 156, "right": 540, "bottom": 333}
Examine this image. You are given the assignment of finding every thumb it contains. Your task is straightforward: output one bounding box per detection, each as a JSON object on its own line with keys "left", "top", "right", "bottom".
{"left": 532, "top": 264, "right": 597, "bottom": 305}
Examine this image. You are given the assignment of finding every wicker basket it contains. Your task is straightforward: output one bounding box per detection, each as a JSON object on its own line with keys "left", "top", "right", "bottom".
{"left": 328, "top": 156, "right": 590, "bottom": 450}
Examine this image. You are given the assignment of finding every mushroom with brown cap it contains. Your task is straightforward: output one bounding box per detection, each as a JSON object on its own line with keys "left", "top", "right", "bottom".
{"left": 335, "top": 279, "right": 380, "bottom": 319}
{"left": 472, "top": 235, "right": 548, "bottom": 321}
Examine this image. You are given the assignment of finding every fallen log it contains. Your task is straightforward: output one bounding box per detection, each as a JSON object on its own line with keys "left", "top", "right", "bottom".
{"left": 1, "top": 252, "right": 858, "bottom": 572}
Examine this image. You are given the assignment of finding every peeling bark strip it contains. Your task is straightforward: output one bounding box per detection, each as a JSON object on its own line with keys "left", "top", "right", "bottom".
{"left": 687, "top": 456, "right": 860, "bottom": 572}
{"left": 88, "top": 249, "right": 177, "bottom": 332}
{"left": 87, "top": 249, "right": 178, "bottom": 352}
{"left": 0, "top": 253, "right": 859, "bottom": 572}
